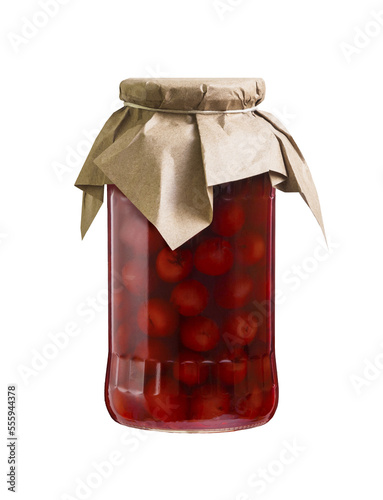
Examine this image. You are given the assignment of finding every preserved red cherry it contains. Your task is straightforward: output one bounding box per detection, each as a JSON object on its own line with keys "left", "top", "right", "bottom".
{"left": 134, "top": 338, "right": 174, "bottom": 376}
{"left": 222, "top": 311, "right": 258, "bottom": 347}
{"left": 137, "top": 298, "right": 179, "bottom": 337}
{"left": 111, "top": 388, "right": 149, "bottom": 421}
{"left": 190, "top": 384, "right": 230, "bottom": 420}
{"left": 218, "top": 350, "right": 248, "bottom": 386}
{"left": 194, "top": 238, "right": 234, "bottom": 276}
{"left": 170, "top": 279, "right": 209, "bottom": 316}
{"left": 145, "top": 376, "right": 188, "bottom": 422}
{"left": 211, "top": 199, "right": 245, "bottom": 237}
{"left": 180, "top": 316, "right": 220, "bottom": 352}
{"left": 214, "top": 273, "right": 254, "bottom": 309}
{"left": 236, "top": 231, "right": 266, "bottom": 266}
{"left": 234, "top": 385, "right": 264, "bottom": 419}
{"left": 156, "top": 248, "right": 193, "bottom": 283}
{"left": 172, "top": 350, "right": 209, "bottom": 386}
{"left": 120, "top": 216, "right": 165, "bottom": 255}
{"left": 134, "top": 338, "right": 174, "bottom": 362}
{"left": 121, "top": 259, "right": 158, "bottom": 296}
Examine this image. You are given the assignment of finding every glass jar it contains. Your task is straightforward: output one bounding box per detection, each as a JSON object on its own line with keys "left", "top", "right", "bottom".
{"left": 105, "top": 172, "right": 277, "bottom": 432}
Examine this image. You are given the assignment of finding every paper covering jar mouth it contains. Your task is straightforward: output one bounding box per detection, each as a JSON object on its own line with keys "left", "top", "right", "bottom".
{"left": 119, "top": 78, "right": 266, "bottom": 112}
{"left": 75, "top": 77, "right": 325, "bottom": 249}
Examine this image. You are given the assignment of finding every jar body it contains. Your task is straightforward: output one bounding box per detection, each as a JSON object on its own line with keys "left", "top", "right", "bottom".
{"left": 105, "top": 174, "right": 277, "bottom": 432}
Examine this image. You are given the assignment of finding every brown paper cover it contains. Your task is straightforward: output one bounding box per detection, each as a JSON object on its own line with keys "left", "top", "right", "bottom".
{"left": 75, "top": 78, "right": 324, "bottom": 249}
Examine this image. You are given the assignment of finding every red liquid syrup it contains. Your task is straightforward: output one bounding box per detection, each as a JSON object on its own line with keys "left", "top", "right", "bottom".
{"left": 105, "top": 174, "right": 278, "bottom": 432}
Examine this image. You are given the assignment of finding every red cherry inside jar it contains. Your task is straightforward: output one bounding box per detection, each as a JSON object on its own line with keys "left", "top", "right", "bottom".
{"left": 105, "top": 173, "right": 278, "bottom": 432}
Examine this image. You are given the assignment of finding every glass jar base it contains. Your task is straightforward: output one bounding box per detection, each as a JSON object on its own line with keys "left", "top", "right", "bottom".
{"left": 109, "top": 418, "right": 276, "bottom": 433}
{"left": 105, "top": 392, "right": 278, "bottom": 433}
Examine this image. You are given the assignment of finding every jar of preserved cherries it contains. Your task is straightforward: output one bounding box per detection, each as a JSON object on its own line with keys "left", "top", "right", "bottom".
{"left": 106, "top": 173, "right": 275, "bottom": 431}
{"left": 75, "top": 78, "right": 324, "bottom": 432}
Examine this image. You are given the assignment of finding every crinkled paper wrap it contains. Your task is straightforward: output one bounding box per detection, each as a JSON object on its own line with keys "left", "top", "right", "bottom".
{"left": 75, "top": 78, "right": 325, "bottom": 249}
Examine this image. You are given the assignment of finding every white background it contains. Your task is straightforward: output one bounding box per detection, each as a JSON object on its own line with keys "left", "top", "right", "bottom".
{"left": 1, "top": 0, "right": 383, "bottom": 499}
